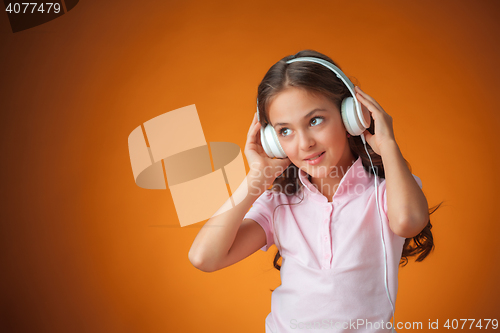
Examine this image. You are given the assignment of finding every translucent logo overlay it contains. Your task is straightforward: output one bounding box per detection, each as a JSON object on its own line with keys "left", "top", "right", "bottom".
{"left": 128, "top": 105, "right": 246, "bottom": 227}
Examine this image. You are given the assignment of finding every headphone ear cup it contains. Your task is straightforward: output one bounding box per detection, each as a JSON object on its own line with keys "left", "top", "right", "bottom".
{"left": 260, "top": 125, "right": 275, "bottom": 158}
{"left": 261, "top": 124, "right": 287, "bottom": 158}
{"left": 267, "top": 125, "right": 287, "bottom": 159}
{"left": 341, "top": 97, "right": 368, "bottom": 136}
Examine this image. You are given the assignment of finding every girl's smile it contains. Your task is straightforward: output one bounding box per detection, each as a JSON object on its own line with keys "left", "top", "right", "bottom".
{"left": 304, "top": 151, "right": 326, "bottom": 165}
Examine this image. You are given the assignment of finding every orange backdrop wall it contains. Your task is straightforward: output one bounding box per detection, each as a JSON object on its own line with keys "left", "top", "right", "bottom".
{"left": 1, "top": 0, "right": 499, "bottom": 332}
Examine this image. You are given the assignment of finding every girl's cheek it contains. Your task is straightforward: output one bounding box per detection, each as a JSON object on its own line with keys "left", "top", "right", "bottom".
{"left": 281, "top": 141, "right": 294, "bottom": 157}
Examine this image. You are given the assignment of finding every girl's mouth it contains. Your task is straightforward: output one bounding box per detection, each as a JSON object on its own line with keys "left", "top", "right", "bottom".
{"left": 305, "top": 151, "right": 325, "bottom": 165}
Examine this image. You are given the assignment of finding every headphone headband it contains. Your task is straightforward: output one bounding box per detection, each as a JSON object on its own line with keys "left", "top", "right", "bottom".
{"left": 285, "top": 57, "right": 367, "bottom": 128}
{"left": 256, "top": 55, "right": 369, "bottom": 158}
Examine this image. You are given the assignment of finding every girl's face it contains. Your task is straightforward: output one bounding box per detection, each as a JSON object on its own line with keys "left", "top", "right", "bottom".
{"left": 267, "top": 87, "right": 353, "bottom": 179}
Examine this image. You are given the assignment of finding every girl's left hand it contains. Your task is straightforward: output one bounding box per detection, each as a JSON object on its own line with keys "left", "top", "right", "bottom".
{"left": 354, "top": 86, "right": 396, "bottom": 156}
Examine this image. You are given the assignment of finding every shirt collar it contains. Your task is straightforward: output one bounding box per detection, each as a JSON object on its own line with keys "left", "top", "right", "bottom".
{"left": 298, "top": 156, "right": 375, "bottom": 201}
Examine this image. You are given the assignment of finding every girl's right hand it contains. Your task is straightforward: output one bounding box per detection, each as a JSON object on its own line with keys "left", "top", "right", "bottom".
{"left": 244, "top": 113, "right": 291, "bottom": 188}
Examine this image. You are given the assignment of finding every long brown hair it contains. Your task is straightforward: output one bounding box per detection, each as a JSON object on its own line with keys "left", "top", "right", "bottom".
{"left": 256, "top": 49, "right": 443, "bottom": 272}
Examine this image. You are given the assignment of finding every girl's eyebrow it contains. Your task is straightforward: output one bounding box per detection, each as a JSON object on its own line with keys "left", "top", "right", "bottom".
{"left": 273, "top": 108, "right": 327, "bottom": 127}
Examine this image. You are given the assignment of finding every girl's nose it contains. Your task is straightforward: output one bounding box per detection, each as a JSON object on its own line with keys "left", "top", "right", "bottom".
{"left": 298, "top": 132, "right": 315, "bottom": 151}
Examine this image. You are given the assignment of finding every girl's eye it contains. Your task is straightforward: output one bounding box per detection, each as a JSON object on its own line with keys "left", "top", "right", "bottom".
{"left": 278, "top": 117, "right": 324, "bottom": 136}
{"left": 311, "top": 116, "right": 324, "bottom": 126}
{"left": 279, "top": 128, "right": 292, "bottom": 137}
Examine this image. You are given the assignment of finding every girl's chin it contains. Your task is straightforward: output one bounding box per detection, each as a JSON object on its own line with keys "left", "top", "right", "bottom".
{"left": 300, "top": 165, "right": 332, "bottom": 179}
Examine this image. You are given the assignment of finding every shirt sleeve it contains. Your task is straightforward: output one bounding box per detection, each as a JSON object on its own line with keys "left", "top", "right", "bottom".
{"left": 382, "top": 174, "right": 423, "bottom": 217}
{"left": 243, "top": 190, "right": 276, "bottom": 252}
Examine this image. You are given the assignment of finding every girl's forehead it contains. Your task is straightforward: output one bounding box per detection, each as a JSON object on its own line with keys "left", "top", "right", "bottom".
{"left": 267, "top": 88, "right": 336, "bottom": 124}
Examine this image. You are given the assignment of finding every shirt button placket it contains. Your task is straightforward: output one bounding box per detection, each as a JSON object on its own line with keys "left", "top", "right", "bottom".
{"left": 324, "top": 205, "right": 332, "bottom": 266}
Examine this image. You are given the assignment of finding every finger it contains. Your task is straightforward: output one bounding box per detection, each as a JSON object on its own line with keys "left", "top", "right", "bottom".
{"left": 363, "top": 129, "right": 373, "bottom": 140}
{"left": 356, "top": 92, "right": 381, "bottom": 115}
{"left": 356, "top": 90, "right": 382, "bottom": 109}
{"left": 246, "top": 119, "right": 262, "bottom": 145}
{"left": 254, "top": 121, "right": 262, "bottom": 143}
{"left": 247, "top": 113, "right": 258, "bottom": 138}
{"left": 248, "top": 113, "right": 257, "bottom": 130}
{"left": 355, "top": 86, "right": 383, "bottom": 110}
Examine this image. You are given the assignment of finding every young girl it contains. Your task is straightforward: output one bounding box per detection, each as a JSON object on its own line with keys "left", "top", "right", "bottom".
{"left": 189, "top": 49, "right": 440, "bottom": 332}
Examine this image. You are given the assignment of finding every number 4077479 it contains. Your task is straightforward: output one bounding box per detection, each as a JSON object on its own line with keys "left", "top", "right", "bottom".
{"left": 443, "top": 319, "right": 498, "bottom": 330}
{"left": 5, "top": 3, "right": 62, "bottom": 14}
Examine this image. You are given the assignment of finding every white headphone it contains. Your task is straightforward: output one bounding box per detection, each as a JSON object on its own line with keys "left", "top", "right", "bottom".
{"left": 257, "top": 56, "right": 371, "bottom": 159}
{"left": 256, "top": 56, "right": 397, "bottom": 332}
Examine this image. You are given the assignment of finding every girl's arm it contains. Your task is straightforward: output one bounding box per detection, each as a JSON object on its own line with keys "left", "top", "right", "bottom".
{"left": 188, "top": 113, "right": 290, "bottom": 272}
{"left": 188, "top": 174, "right": 269, "bottom": 272}
{"left": 380, "top": 141, "right": 429, "bottom": 238}
{"left": 354, "top": 86, "right": 429, "bottom": 238}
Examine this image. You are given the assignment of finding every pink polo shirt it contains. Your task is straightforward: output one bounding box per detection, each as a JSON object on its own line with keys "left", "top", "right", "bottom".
{"left": 244, "top": 156, "right": 423, "bottom": 333}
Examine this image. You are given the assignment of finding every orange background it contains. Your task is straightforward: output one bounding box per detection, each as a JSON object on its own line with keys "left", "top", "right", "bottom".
{"left": 1, "top": 0, "right": 499, "bottom": 332}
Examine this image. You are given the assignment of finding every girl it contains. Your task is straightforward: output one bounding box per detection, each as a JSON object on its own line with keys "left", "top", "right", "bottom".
{"left": 189, "top": 49, "right": 441, "bottom": 332}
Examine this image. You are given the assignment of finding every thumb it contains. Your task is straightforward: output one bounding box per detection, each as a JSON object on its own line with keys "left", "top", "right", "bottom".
{"left": 362, "top": 129, "right": 373, "bottom": 145}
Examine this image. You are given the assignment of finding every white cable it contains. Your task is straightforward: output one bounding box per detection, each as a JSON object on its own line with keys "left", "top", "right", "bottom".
{"left": 360, "top": 133, "right": 396, "bottom": 333}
